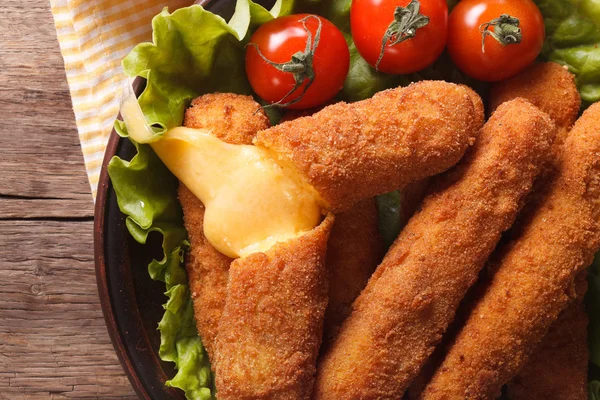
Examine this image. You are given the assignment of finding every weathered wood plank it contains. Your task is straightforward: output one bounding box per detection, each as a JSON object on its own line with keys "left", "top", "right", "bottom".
{"left": 0, "top": 0, "right": 94, "bottom": 213}
{"left": 0, "top": 221, "right": 136, "bottom": 399}
{"left": 0, "top": 1, "right": 134, "bottom": 396}
{"left": 0, "top": 198, "right": 93, "bottom": 219}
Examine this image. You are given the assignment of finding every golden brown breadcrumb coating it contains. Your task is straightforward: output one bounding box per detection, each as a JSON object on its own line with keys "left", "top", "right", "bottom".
{"left": 490, "top": 62, "right": 580, "bottom": 148}
{"left": 460, "top": 84, "right": 485, "bottom": 130}
{"left": 313, "top": 99, "right": 556, "bottom": 400}
{"left": 422, "top": 103, "right": 600, "bottom": 400}
{"left": 214, "top": 214, "right": 334, "bottom": 400}
{"left": 323, "top": 198, "right": 383, "bottom": 344}
{"left": 183, "top": 92, "right": 269, "bottom": 141}
{"left": 178, "top": 185, "right": 232, "bottom": 362}
{"left": 487, "top": 60, "right": 586, "bottom": 400}
{"left": 280, "top": 112, "right": 384, "bottom": 346}
{"left": 179, "top": 93, "right": 269, "bottom": 361}
{"left": 506, "top": 272, "right": 588, "bottom": 400}
{"left": 255, "top": 81, "right": 484, "bottom": 212}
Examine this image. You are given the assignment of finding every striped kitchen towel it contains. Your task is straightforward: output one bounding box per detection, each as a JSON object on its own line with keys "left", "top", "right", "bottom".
{"left": 50, "top": 0, "right": 191, "bottom": 199}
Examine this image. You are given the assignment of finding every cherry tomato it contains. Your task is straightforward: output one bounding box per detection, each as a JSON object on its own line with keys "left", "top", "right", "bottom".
{"left": 245, "top": 14, "right": 350, "bottom": 109}
{"left": 447, "top": 0, "right": 545, "bottom": 82}
{"left": 350, "top": 0, "right": 448, "bottom": 74}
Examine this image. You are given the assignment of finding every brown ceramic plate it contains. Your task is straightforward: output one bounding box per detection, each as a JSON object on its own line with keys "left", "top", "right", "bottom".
{"left": 93, "top": 0, "right": 242, "bottom": 398}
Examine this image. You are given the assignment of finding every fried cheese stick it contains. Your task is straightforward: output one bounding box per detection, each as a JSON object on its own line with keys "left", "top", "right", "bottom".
{"left": 313, "top": 99, "right": 556, "bottom": 400}
{"left": 506, "top": 271, "right": 589, "bottom": 400}
{"left": 323, "top": 198, "right": 383, "bottom": 344}
{"left": 489, "top": 63, "right": 581, "bottom": 151}
{"left": 422, "top": 103, "right": 600, "bottom": 400}
{"left": 489, "top": 61, "right": 586, "bottom": 400}
{"left": 255, "top": 81, "right": 484, "bottom": 212}
{"left": 419, "top": 62, "right": 580, "bottom": 400}
{"left": 280, "top": 111, "right": 385, "bottom": 345}
{"left": 214, "top": 214, "right": 334, "bottom": 400}
{"left": 178, "top": 93, "right": 269, "bottom": 360}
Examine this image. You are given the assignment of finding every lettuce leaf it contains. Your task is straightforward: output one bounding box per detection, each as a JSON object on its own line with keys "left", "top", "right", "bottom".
{"left": 535, "top": 0, "right": 600, "bottom": 105}
{"left": 122, "top": 0, "right": 291, "bottom": 135}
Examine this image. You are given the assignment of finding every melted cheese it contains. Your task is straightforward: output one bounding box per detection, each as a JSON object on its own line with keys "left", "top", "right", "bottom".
{"left": 153, "top": 128, "right": 322, "bottom": 258}
{"left": 120, "top": 97, "right": 321, "bottom": 258}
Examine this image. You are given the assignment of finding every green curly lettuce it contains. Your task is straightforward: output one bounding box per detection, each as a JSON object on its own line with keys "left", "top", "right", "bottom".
{"left": 535, "top": 0, "right": 600, "bottom": 105}
{"left": 121, "top": 0, "right": 293, "bottom": 135}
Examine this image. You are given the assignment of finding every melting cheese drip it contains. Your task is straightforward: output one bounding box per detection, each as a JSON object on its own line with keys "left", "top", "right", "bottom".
{"left": 121, "top": 96, "right": 322, "bottom": 258}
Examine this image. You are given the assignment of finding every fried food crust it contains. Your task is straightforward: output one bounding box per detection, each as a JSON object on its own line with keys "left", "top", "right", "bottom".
{"left": 255, "top": 81, "right": 484, "bottom": 212}
{"left": 178, "top": 185, "right": 232, "bottom": 361}
{"left": 179, "top": 93, "right": 269, "bottom": 360}
{"left": 487, "top": 60, "right": 587, "bottom": 400}
{"left": 490, "top": 62, "right": 580, "bottom": 147}
{"left": 214, "top": 214, "right": 334, "bottom": 400}
{"left": 422, "top": 103, "right": 600, "bottom": 400}
{"left": 506, "top": 272, "right": 588, "bottom": 400}
{"left": 323, "top": 198, "right": 383, "bottom": 344}
{"left": 313, "top": 99, "right": 556, "bottom": 400}
{"left": 183, "top": 92, "right": 269, "bottom": 142}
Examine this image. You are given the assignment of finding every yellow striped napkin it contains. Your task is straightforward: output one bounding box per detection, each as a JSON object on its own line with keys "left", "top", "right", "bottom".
{"left": 50, "top": 0, "right": 191, "bottom": 199}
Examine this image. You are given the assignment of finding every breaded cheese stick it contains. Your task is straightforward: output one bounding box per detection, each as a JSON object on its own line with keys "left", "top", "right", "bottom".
{"left": 487, "top": 61, "right": 586, "bottom": 400}
{"left": 281, "top": 112, "right": 384, "bottom": 346}
{"left": 214, "top": 214, "right": 334, "bottom": 400}
{"left": 490, "top": 62, "right": 581, "bottom": 149}
{"left": 323, "top": 198, "right": 383, "bottom": 343}
{"left": 408, "top": 64, "right": 580, "bottom": 400}
{"left": 506, "top": 271, "right": 588, "bottom": 400}
{"left": 313, "top": 99, "right": 556, "bottom": 400}
{"left": 397, "top": 85, "right": 483, "bottom": 229}
{"left": 422, "top": 103, "right": 600, "bottom": 400}
{"left": 179, "top": 93, "right": 269, "bottom": 360}
{"left": 256, "top": 81, "right": 484, "bottom": 212}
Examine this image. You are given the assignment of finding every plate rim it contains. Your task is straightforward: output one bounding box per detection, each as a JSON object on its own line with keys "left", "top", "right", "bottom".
{"left": 94, "top": 84, "right": 151, "bottom": 399}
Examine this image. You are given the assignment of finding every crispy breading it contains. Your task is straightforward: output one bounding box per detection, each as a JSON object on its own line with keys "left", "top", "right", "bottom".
{"left": 255, "top": 81, "right": 484, "bottom": 212}
{"left": 280, "top": 112, "right": 384, "bottom": 347}
{"left": 490, "top": 62, "right": 580, "bottom": 148}
{"left": 179, "top": 93, "right": 269, "bottom": 360}
{"left": 460, "top": 84, "right": 485, "bottom": 130}
{"left": 489, "top": 61, "right": 587, "bottom": 400}
{"left": 323, "top": 198, "right": 383, "bottom": 344}
{"left": 506, "top": 272, "right": 588, "bottom": 400}
{"left": 183, "top": 92, "right": 269, "bottom": 142}
{"left": 214, "top": 214, "right": 334, "bottom": 400}
{"left": 178, "top": 185, "right": 232, "bottom": 362}
{"left": 313, "top": 99, "right": 556, "bottom": 400}
{"left": 422, "top": 103, "right": 600, "bottom": 400}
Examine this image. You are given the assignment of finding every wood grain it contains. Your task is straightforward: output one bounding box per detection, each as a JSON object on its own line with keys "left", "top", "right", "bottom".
{"left": 0, "top": 0, "right": 136, "bottom": 398}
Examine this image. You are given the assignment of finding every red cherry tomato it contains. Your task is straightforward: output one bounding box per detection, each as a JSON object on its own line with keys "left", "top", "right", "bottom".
{"left": 350, "top": 0, "right": 448, "bottom": 74}
{"left": 447, "top": 0, "right": 545, "bottom": 82}
{"left": 245, "top": 14, "right": 350, "bottom": 109}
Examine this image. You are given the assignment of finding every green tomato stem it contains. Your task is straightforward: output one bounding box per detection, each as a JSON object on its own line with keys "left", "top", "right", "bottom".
{"left": 247, "top": 15, "right": 321, "bottom": 108}
{"left": 479, "top": 14, "right": 522, "bottom": 53}
{"left": 376, "top": 0, "right": 430, "bottom": 71}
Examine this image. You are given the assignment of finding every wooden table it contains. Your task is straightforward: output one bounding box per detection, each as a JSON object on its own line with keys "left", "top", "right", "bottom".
{"left": 0, "top": 1, "right": 137, "bottom": 398}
